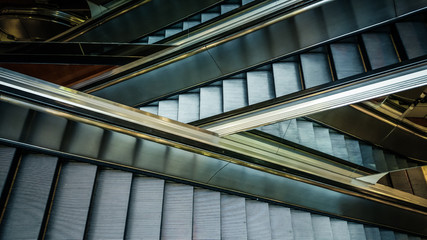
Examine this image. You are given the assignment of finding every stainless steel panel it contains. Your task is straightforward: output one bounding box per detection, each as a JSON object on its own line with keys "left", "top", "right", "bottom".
{"left": 73, "top": 0, "right": 221, "bottom": 42}
{"left": 348, "top": 222, "right": 367, "bottom": 240}
{"left": 246, "top": 200, "right": 272, "bottom": 240}
{"left": 0, "top": 146, "right": 15, "bottom": 197}
{"left": 221, "top": 4, "right": 239, "bottom": 14}
{"left": 395, "top": 232, "right": 409, "bottom": 240}
{"left": 314, "top": 125, "right": 334, "bottom": 155}
{"left": 99, "top": 131, "right": 137, "bottom": 166}
{"left": 221, "top": 194, "right": 248, "bottom": 239}
{"left": 396, "top": 156, "right": 409, "bottom": 169}
{"left": 161, "top": 183, "right": 194, "bottom": 240}
{"left": 139, "top": 105, "right": 158, "bottom": 115}
{"left": 297, "top": 119, "right": 317, "bottom": 149}
{"left": 201, "top": 13, "right": 220, "bottom": 23}
{"left": 193, "top": 188, "right": 221, "bottom": 240}
{"left": 0, "top": 102, "right": 29, "bottom": 141}
{"left": 359, "top": 143, "right": 376, "bottom": 170}
{"left": 330, "top": 132, "right": 349, "bottom": 160}
{"left": 46, "top": 162, "right": 97, "bottom": 240}
{"left": 362, "top": 33, "right": 399, "bottom": 70}
{"left": 330, "top": 43, "right": 364, "bottom": 79}
{"left": 364, "top": 226, "right": 382, "bottom": 240}
{"left": 126, "top": 177, "right": 165, "bottom": 239}
{"left": 406, "top": 168, "right": 427, "bottom": 198}
{"left": 178, "top": 94, "right": 200, "bottom": 123}
{"left": 373, "top": 149, "right": 388, "bottom": 172}
{"left": 291, "top": 210, "right": 315, "bottom": 240}
{"left": 282, "top": 119, "right": 300, "bottom": 143}
{"left": 272, "top": 62, "right": 302, "bottom": 97}
{"left": 200, "top": 86, "right": 223, "bottom": 119}
{"left": 380, "top": 230, "right": 397, "bottom": 240}
{"left": 223, "top": 78, "right": 248, "bottom": 112}
{"left": 331, "top": 219, "right": 351, "bottom": 240}
{"left": 345, "top": 138, "right": 363, "bottom": 166}
{"left": 390, "top": 171, "right": 413, "bottom": 194}
{"left": 269, "top": 205, "right": 294, "bottom": 240}
{"left": 0, "top": 154, "right": 58, "bottom": 240}
{"left": 312, "top": 215, "right": 333, "bottom": 240}
{"left": 380, "top": 126, "right": 427, "bottom": 161}
{"left": 384, "top": 153, "right": 399, "bottom": 171}
{"left": 63, "top": 122, "right": 104, "bottom": 158}
{"left": 158, "top": 100, "right": 179, "bottom": 120}
{"left": 27, "top": 112, "right": 68, "bottom": 150}
{"left": 247, "top": 71, "right": 275, "bottom": 105}
{"left": 394, "top": 0, "right": 427, "bottom": 16}
{"left": 300, "top": 53, "right": 332, "bottom": 89}
{"left": 86, "top": 170, "right": 132, "bottom": 240}
{"left": 395, "top": 22, "right": 427, "bottom": 59}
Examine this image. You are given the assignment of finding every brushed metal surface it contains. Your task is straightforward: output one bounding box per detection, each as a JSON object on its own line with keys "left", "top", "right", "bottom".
{"left": 345, "top": 137, "right": 363, "bottom": 166}
{"left": 364, "top": 226, "right": 382, "bottom": 240}
{"left": 330, "top": 43, "right": 364, "bottom": 79}
{"left": 200, "top": 86, "right": 223, "bottom": 119}
{"left": 348, "top": 222, "right": 367, "bottom": 240}
{"left": 300, "top": 53, "right": 332, "bottom": 89}
{"left": 384, "top": 153, "right": 399, "bottom": 171}
{"left": 291, "top": 210, "right": 315, "bottom": 240}
{"left": 161, "top": 183, "right": 194, "bottom": 240}
{"left": 272, "top": 62, "right": 302, "bottom": 97}
{"left": 46, "top": 162, "right": 97, "bottom": 240}
{"left": 269, "top": 205, "right": 294, "bottom": 239}
{"left": 0, "top": 145, "right": 15, "bottom": 197}
{"left": 26, "top": 112, "right": 68, "bottom": 150}
{"left": 126, "top": 177, "right": 165, "bottom": 239}
{"left": 396, "top": 22, "right": 427, "bottom": 59}
{"left": 221, "top": 194, "right": 248, "bottom": 239}
{"left": 406, "top": 167, "right": 427, "bottom": 198}
{"left": 312, "top": 215, "right": 334, "bottom": 240}
{"left": 158, "top": 100, "right": 179, "bottom": 121}
{"left": 394, "top": 0, "right": 427, "bottom": 16}
{"left": 86, "top": 170, "right": 132, "bottom": 239}
{"left": 193, "top": 188, "right": 221, "bottom": 240}
{"left": 314, "top": 125, "right": 334, "bottom": 155}
{"left": 331, "top": 218, "right": 351, "bottom": 240}
{"left": 178, "top": 93, "right": 200, "bottom": 123}
{"left": 380, "top": 229, "right": 397, "bottom": 240}
{"left": 139, "top": 105, "right": 158, "bottom": 115}
{"left": 223, "top": 78, "right": 248, "bottom": 112}
{"left": 247, "top": 71, "right": 275, "bottom": 105}
{"left": 0, "top": 102, "right": 29, "bottom": 141}
{"left": 62, "top": 122, "right": 104, "bottom": 158}
{"left": 0, "top": 154, "right": 58, "bottom": 239}
{"left": 246, "top": 200, "right": 272, "bottom": 240}
{"left": 296, "top": 119, "right": 316, "bottom": 149}
{"left": 362, "top": 33, "right": 399, "bottom": 70}
{"left": 98, "top": 131, "right": 137, "bottom": 166}
{"left": 373, "top": 149, "right": 388, "bottom": 172}
{"left": 330, "top": 132, "right": 349, "bottom": 161}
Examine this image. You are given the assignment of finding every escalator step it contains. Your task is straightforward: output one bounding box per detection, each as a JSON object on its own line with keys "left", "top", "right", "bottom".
{"left": 257, "top": 122, "right": 281, "bottom": 138}
{"left": 360, "top": 143, "right": 376, "bottom": 170}
{"left": 161, "top": 183, "right": 194, "bottom": 239}
{"left": 223, "top": 79, "right": 248, "bottom": 112}
{"left": 45, "top": 162, "right": 97, "bottom": 240}
{"left": 281, "top": 119, "right": 299, "bottom": 143}
{"left": 165, "top": 28, "right": 182, "bottom": 38}
{"left": 98, "top": 131, "right": 137, "bottom": 166}
{"left": 345, "top": 137, "right": 363, "bottom": 165}
{"left": 220, "top": 4, "right": 240, "bottom": 14}
{"left": 395, "top": 22, "right": 427, "bottom": 59}
{"left": 330, "top": 43, "right": 365, "bottom": 79}
{"left": 380, "top": 229, "right": 397, "bottom": 240}
{"left": 200, "top": 86, "right": 223, "bottom": 119}
{"left": 183, "top": 21, "right": 200, "bottom": 30}
{"left": 0, "top": 102, "right": 29, "bottom": 141}
{"left": 158, "top": 100, "right": 179, "bottom": 120}
{"left": 364, "top": 226, "right": 382, "bottom": 240}
{"left": 148, "top": 35, "right": 164, "bottom": 44}
{"left": 396, "top": 156, "right": 409, "bottom": 169}
{"left": 313, "top": 126, "right": 334, "bottom": 155}
{"left": 348, "top": 222, "right": 367, "bottom": 240}
{"left": 290, "top": 210, "right": 315, "bottom": 240}
{"left": 272, "top": 62, "right": 302, "bottom": 97}
{"left": 0, "top": 146, "right": 16, "bottom": 199}
{"left": 384, "top": 153, "right": 399, "bottom": 171}
{"left": 330, "top": 132, "right": 349, "bottom": 160}
{"left": 395, "top": 232, "right": 409, "bottom": 240}
{"left": 372, "top": 149, "right": 388, "bottom": 172}
{"left": 193, "top": 188, "right": 221, "bottom": 240}
{"left": 86, "top": 170, "right": 132, "bottom": 239}
{"left": 331, "top": 218, "right": 351, "bottom": 240}
{"left": 269, "top": 205, "right": 294, "bottom": 239}
{"left": 140, "top": 105, "right": 158, "bottom": 115}
{"left": 178, "top": 94, "right": 200, "bottom": 123}
{"left": 126, "top": 177, "right": 165, "bottom": 239}
{"left": 201, "top": 13, "right": 220, "bottom": 22}
{"left": 311, "top": 215, "right": 334, "bottom": 240}
{"left": 26, "top": 112, "right": 68, "bottom": 150}
{"left": 247, "top": 71, "right": 275, "bottom": 105}
{"left": 246, "top": 200, "right": 272, "bottom": 240}
{"left": 0, "top": 154, "right": 58, "bottom": 239}
{"left": 221, "top": 194, "right": 248, "bottom": 239}
{"left": 62, "top": 122, "right": 104, "bottom": 158}
{"left": 361, "top": 33, "right": 399, "bottom": 69}
{"left": 300, "top": 53, "right": 332, "bottom": 89}
{"left": 296, "top": 119, "right": 316, "bottom": 149}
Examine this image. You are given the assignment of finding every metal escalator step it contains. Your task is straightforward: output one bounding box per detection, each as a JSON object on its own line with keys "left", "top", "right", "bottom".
{"left": 360, "top": 143, "right": 376, "bottom": 170}
{"left": 0, "top": 146, "right": 16, "bottom": 199}
{"left": 348, "top": 222, "right": 367, "bottom": 240}
{"left": 86, "top": 170, "right": 132, "bottom": 239}
{"left": 200, "top": 86, "right": 223, "bottom": 119}
{"left": 395, "top": 22, "right": 427, "bottom": 59}
{"left": 384, "top": 153, "right": 399, "bottom": 171}
{"left": 140, "top": 105, "right": 158, "bottom": 115}
{"left": 193, "top": 188, "right": 221, "bottom": 240}
{"left": 364, "top": 226, "right": 382, "bottom": 240}
{"left": 0, "top": 154, "right": 58, "bottom": 239}
{"left": 221, "top": 4, "right": 240, "bottom": 14}
{"left": 126, "top": 177, "right": 165, "bottom": 239}
{"left": 257, "top": 122, "right": 281, "bottom": 138}
{"left": 242, "top": 0, "right": 256, "bottom": 4}
{"left": 380, "top": 229, "right": 397, "bottom": 240}
{"left": 313, "top": 126, "right": 334, "bottom": 155}
{"left": 62, "top": 122, "right": 104, "bottom": 158}
{"left": 372, "top": 149, "right": 388, "bottom": 172}
{"left": 45, "top": 162, "right": 97, "bottom": 240}
{"left": 329, "top": 132, "right": 349, "bottom": 160}
{"left": 407, "top": 236, "right": 422, "bottom": 240}
{"left": 291, "top": 210, "right": 315, "bottom": 240}
{"left": 201, "top": 13, "right": 220, "bottom": 22}
{"left": 396, "top": 156, "right": 409, "bottom": 169}
{"left": 361, "top": 33, "right": 399, "bottom": 70}
{"left": 296, "top": 119, "right": 317, "bottom": 149}
{"left": 223, "top": 79, "right": 248, "bottom": 112}
{"left": 158, "top": 100, "right": 179, "bottom": 120}
{"left": 331, "top": 219, "right": 351, "bottom": 240}
{"left": 311, "top": 215, "right": 333, "bottom": 240}
{"left": 345, "top": 137, "right": 363, "bottom": 166}
{"left": 269, "top": 205, "right": 293, "bottom": 239}
{"left": 148, "top": 35, "right": 164, "bottom": 44}
{"left": 272, "top": 62, "right": 302, "bottom": 97}
{"left": 221, "top": 194, "right": 248, "bottom": 239}
{"left": 183, "top": 21, "right": 200, "bottom": 30}
{"left": 0, "top": 102, "right": 29, "bottom": 141}
{"left": 98, "top": 131, "right": 137, "bottom": 166}
{"left": 330, "top": 43, "right": 364, "bottom": 79}
{"left": 395, "top": 232, "right": 409, "bottom": 240}
{"left": 246, "top": 200, "right": 272, "bottom": 240}
{"left": 281, "top": 119, "right": 299, "bottom": 143}
{"left": 247, "top": 71, "right": 275, "bottom": 105}
{"left": 300, "top": 53, "right": 332, "bottom": 89}
{"left": 26, "top": 112, "right": 68, "bottom": 150}
{"left": 165, "top": 28, "right": 182, "bottom": 38}
{"left": 161, "top": 183, "right": 194, "bottom": 239}
{"left": 389, "top": 171, "right": 413, "bottom": 194}
{"left": 178, "top": 93, "right": 200, "bottom": 123}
